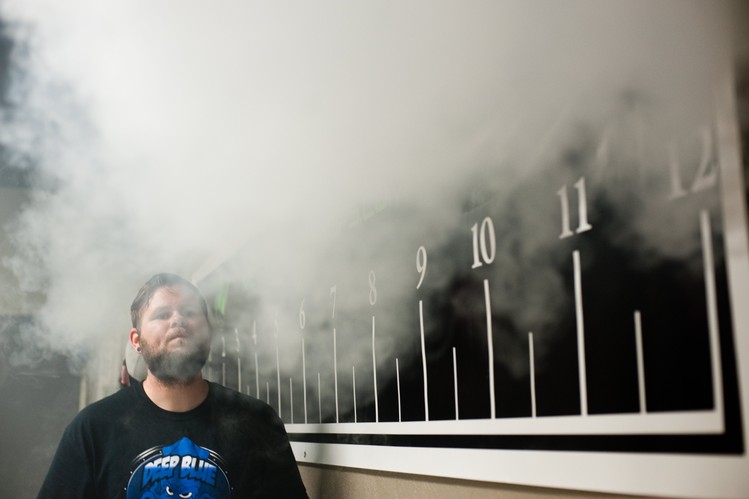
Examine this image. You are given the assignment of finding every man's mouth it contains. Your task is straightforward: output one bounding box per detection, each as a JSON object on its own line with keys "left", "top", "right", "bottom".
{"left": 166, "top": 328, "right": 189, "bottom": 342}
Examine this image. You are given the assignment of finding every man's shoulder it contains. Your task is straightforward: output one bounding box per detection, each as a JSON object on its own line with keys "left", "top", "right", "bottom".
{"left": 74, "top": 385, "right": 138, "bottom": 424}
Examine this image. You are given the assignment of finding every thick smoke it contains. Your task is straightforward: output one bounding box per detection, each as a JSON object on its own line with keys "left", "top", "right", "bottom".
{"left": 0, "top": 0, "right": 733, "bottom": 412}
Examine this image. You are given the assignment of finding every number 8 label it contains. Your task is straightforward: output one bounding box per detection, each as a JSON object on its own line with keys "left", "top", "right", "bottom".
{"left": 369, "top": 270, "right": 377, "bottom": 305}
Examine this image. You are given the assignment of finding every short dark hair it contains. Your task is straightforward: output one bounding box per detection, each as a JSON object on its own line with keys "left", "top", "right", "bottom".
{"left": 130, "top": 273, "right": 210, "bottom": 330}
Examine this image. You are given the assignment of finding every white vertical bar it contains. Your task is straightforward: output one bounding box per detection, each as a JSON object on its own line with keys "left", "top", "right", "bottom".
{"left": 700, "top": 210, "right": 724, "bottom": 416}
{"left": 237, "top": 357, "right": 242, "bottom": 394}
{"left": 529, "top": 332, "right": 537, "bottom": 418}
{"left": 266, "top": 382, "right": 270, "bottom": 404}
{"left": 276, "top": 341, "right": 281, "bottom": 416}
{"left": 452, "top": 347, "right": 459, "bottom": 420}
{"left": 573, "top": 250, "right": 588, "bottom": 416}
{"left": 289, "top": 378, "right": 294, "bottom": 424}
{"left": 236, "top": 329, "right": 242, "bottom": 392}
{"left": 634, "top": 311, "right": 647, "bottom": 413}
{"left": 372, "top": 316, "right": 379, "bottom": 423}
{"left": 253, "top": 321, "right": 259, "bottom": 398}
{"left": 221, "top": 335, "right": 226, "bottom": 386}
{"left": 333, "top": 328, "right": 339, "bottom": 423}
{"left": 317, "top": 372, "right": 322, "bottom": 424}
{"left": 353, "top": 366, "right": 357, "bottom": 423}
{"left": 254, "top": 352, "right": 259, "bottom": 399}
{"left": 484, "top": 279, "right": 496, "bottom": 419}
{"left": 302, "top": 337, "right": 307, "bottom": 424}
{"left": 396, "top": 358, "right": 402, "bottom": 423}
{"left": 716, "top": 71, "right": 749, "bottom": 438}
{"left": 419, "top": 300, "right": 430, "bottom": 421}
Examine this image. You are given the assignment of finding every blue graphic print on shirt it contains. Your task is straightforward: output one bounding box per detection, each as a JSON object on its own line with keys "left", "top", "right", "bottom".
{"left": 127, "top": 437, "right": 231, "bottom": 498}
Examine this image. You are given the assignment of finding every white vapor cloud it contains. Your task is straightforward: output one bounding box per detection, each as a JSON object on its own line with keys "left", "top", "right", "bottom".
{"left": 0, "top": 0, "right": 733, "bottom": 405}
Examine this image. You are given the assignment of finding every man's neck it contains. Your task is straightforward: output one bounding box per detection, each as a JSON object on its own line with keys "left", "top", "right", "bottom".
{"left": 142, "top": 373, "right": 209, "bottom": 412}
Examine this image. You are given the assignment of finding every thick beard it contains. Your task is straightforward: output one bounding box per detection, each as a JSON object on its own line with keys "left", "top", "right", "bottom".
{"left": 140, "top": 337, "right": 210, "bottom": 386}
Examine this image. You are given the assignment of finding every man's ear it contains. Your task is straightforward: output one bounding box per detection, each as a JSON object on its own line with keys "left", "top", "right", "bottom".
{"left": 130, "top": 328, "right": 141, "bottom": 352}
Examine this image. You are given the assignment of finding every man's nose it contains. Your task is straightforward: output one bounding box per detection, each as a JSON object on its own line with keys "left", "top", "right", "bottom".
{"left": 170, "top": 312, "right": 187, "bottom": 326}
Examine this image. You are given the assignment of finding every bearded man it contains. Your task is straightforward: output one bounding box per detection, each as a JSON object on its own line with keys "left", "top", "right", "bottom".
{"left": 37, "top": 273, "right": 308, "bottom": 499}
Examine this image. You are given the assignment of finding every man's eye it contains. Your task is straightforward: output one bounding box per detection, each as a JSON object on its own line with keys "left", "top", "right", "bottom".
{"left": 165, "top": 486, "right": 174, "bottom": 496}
{"left": 179, "top": 493, "right": 193, "bottom": 498}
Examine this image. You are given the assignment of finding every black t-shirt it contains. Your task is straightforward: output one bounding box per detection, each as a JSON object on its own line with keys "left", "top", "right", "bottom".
{"left": 37, "top": 380, "right": 308, "bottom": 498}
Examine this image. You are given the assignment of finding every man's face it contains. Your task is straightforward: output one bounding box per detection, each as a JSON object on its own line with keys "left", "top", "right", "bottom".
{"left": 134, "top": 285, "right": 211, "bottom": 385}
